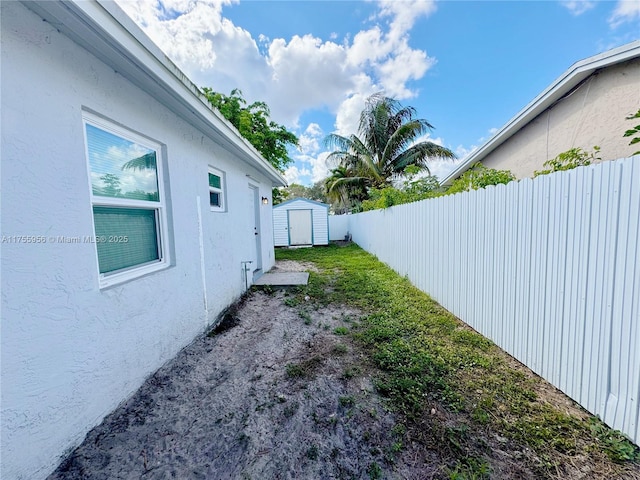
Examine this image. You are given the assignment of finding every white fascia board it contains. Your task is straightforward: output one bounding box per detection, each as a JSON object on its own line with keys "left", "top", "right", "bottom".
{"left": 441, "top": 40, "right": 640, "bottom": 186}
{"left": 21, "top": 0, "right": 287, "bottom": 187}
{"left": 275, "top": 198, "right": 330, "bottom": 209}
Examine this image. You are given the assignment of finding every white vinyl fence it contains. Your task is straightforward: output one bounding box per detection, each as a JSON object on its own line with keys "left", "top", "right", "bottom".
{"left": 328, "top": 214, "right": 351, "bottom": 241}
{"left": 347, "top": 156, "right": 640, "bottom": 445}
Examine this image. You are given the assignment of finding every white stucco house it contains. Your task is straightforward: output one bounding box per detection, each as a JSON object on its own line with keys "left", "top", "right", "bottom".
{"left": 1, "top": 1, "right": 286, "bottom": 479}
{"left": 273, "top": 198, "right": 330, "bottom": 247}
{"left": 442, "top": 40, "right": 640, "bottom": 184}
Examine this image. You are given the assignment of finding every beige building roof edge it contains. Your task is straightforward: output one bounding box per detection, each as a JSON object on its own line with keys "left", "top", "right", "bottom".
{"left": 441, "top": 40, "right": 640, "bottom": 186}
{"left": 21, "top": 0, "right": 287, "bottom": 187}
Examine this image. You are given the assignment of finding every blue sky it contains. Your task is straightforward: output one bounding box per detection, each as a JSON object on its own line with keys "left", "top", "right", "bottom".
{"left": 116, "top": 0, "right": 640, "bottom": 185}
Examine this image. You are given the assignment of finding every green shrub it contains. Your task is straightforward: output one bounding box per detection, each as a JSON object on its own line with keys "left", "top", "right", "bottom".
{"left": 534, "top": 146, "right": 600, "bottom": 177}
{"left": 623, "top": 108, "right": 640, "bottom": 155}
{"left": 445, "top": 163, "right": 515, "bottom": 194}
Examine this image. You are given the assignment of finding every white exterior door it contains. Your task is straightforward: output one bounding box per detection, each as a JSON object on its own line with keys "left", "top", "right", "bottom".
{"left": 248, "top": 185, "right": 262, "bottom": 273}
{"left": 288, "top": 209, "right": 312, "bottom": 245}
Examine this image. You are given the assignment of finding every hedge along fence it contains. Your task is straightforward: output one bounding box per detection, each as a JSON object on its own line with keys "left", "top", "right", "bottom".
{"left": 341, "top": 156, "right": 640, "bottom": 445}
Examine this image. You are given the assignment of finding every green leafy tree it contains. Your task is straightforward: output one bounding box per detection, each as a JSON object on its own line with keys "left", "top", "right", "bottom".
{"left": 277, "top": 181, "right": 328, "bottom": 205}
{"left": 99, "top": 173, "right": 122, "bottom": 197}
{"left": 324, "top": 93, "right": 455, "bottom": 200}
{"left": 401, "top": 165, "right": 441, "bottom": 196}
{"left": 272, "top": 188, "right": 287, "bottom": 205}
{"left": 623, "top": 108, "right": 640, "bottom": 155}
{"left": 202, "top": 88, "right": 298, "bottom": 173}
{"left": 303, "top": 181, "right": 329, "bottom": 203}
{"left": 534, "top": 146, "right": 601, "bottom": 177}
{"left": 361, "top": 172, "right": 441, "bottom": 211}
{"left": 446, "top": 163, "right": 516, "bottom": 194}
{"left": 121, "top": 152, "right": 156, "bottom": 172}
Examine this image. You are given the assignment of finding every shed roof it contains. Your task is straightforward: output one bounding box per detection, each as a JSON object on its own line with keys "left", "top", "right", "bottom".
{"left": 22, "top": 0, "right": 287, "bottom": 187}
{"left": 441, "top": 40, "right": 640, "bottom": 186}
{"left": 274, "top": 198, "right": 330, "bottom": 209}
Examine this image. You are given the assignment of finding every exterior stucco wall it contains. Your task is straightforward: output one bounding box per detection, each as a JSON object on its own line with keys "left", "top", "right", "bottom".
{"left": 482, "top": 58, "right": 640, "bottom": 178}
{"left": 1, "top": 3, "right": 275, "bottom": 479}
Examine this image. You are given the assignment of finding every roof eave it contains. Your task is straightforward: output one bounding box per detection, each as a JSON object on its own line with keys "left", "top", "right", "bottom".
{"left": 21, "top": 0, "right": 287, "bottom": 187}
{"left": 275, "top": 198, "right": 330, "bottom": 208}
{"left": 441, "top": 40, "right": 640, "bottom": 186}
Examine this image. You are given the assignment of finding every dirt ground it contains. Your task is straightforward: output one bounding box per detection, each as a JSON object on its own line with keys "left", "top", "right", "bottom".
{"left": 49, "top": 261, "right": 438, "bottom": 480}
{"left": 47, "top": 259, "right": 640, "bottom": 480}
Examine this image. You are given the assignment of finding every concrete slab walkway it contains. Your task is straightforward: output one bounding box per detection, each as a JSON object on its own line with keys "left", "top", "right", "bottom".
{"left": 253, "top": 271, "right": 309, "bottom": 286}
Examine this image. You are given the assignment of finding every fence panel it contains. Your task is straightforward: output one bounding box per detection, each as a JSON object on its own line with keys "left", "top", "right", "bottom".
{"left": 346, "top": 156, "right": 640, "bottom": 445}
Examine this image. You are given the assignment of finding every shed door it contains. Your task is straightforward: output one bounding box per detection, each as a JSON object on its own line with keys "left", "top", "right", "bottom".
{"left": 288, "top": 209, "right": 312, "bottom": 245}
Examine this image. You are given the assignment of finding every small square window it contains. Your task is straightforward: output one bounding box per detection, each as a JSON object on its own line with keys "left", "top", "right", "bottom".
{"left": 208, "top": 167, "right": 225, "bottom": 212}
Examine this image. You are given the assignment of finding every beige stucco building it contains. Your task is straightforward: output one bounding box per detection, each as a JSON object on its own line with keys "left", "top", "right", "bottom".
{"left": 443, "top": 41, "right": 640, "bottom": 184}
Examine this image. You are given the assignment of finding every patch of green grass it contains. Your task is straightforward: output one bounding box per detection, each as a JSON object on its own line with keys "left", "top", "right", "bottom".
{"left": 282, "top": 402, "right": 298, "bottom": 418}
{"left": 333, "top": 326, "right": 349, "bottom": 335}
{"left": 447, "top": 456, "right": 491, "bottom": 480}
{"left": 306, "top": 444, "right": 319, "bottom": 461}
{"left": 284, "top": 297, "right": 299, "bottom": 307}
{"left": 285, "top": 363, "right": 305, "bottom": 378}
{"left": 342, "top": 366, "right": 361, "bottom": 379}
{"left": 275, "top": 244, "right": 640, "bottom": 476}
{"left": 259, "top": 284, "right": 274, "bottom": 295}
{"left": 391, "top": 423, "right": 406, "bottom": 437}
{"left": 367, "top": 461, "right": 382, "bottom": 479}
{"left": 338, "top": 395, "right": 355, "bottom": 407}
{"left": 332, "top": 343, "right": 348, "bottom": 354}
{"left": 588, "top": 417, "right": 640, "bottom": 463}
{"left": 299, "top": 310, "right": 312, "bottom": 325}
{"left": 471, "top": 407, "right": 489, "bottom": 425}
{"left": 285, "top": 356, "right": 323, "bottom": 379}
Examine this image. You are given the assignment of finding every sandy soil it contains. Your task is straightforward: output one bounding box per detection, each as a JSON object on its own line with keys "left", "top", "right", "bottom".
{"left": 49, "top": 261, "right": 433, "bottom": 480}
{"left": 46, "top": 258, "right": 640, "bottom": 480}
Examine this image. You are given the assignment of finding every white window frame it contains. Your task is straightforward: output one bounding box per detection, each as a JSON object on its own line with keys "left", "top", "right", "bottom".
{"left": 208, "top": 166, "right": 226, "bottom": 212}
{"left": 82, "top": 111, "right": 170, "bottom": 288}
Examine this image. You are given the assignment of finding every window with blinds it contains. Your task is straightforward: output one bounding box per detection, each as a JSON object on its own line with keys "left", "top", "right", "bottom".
{"left": 83, "top": 112, "right": 169, "bottom": 286}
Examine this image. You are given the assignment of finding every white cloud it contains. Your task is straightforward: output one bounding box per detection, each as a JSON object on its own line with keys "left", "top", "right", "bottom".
{"left": 334, "top": 93, "right": 369, "bottom": 137}
{"left": 266, "top": 35, "right": 354, "bottom": 125}
{"left": 560, "top": 1, "right": 596, "bottom": 16}
{"left": 298, "top": 123, "right": 324, "bottom": 156}
{"left": 609, "top": 0, "right": 640, "bottom": 27}
{"left": 455, "top": 144, "right": 479, "bottom": 160}
{"left": 424, "top": 159, "right": 462, "bottom": 182}
{"left": 283, "top": 166, "right": 300, "bottom": 185}
{"left": 430, "top": 128, "right": 502, "bottom": 182}
{"left": 376, "top": 0, "right": 438, "bottom": 49}
{"left": 423, "top": 143, "right": 475, "bottom": 182}
{"left": 291, "top": 124, "right": 332, "bottom": 184}
{"left": 309, "top": 151, "right": 333, "bottom": 184}
{"left": 115, "top": 0, "right": 438, "bottom": 130}
{"left": 115, "top": 0, "right": 441, "bottom": 186}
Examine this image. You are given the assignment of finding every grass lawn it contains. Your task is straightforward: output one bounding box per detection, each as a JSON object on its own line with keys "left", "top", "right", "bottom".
{"left": 275, "top": 243, "right": 640, "bottom": 479}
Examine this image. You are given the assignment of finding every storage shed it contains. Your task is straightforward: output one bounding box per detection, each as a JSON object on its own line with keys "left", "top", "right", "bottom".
{"left": 273, "top": 198, "right": 329, "bottom": 246}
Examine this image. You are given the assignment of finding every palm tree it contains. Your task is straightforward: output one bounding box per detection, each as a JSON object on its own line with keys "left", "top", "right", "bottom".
{"left": 325, "top": 93, "right": 455, "bottom": 193}
{"left": 122, "top": 152, "right": 156, "bottom": 171}
{"left": 324, "top": 166, "right": 368, "bottom": 213}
